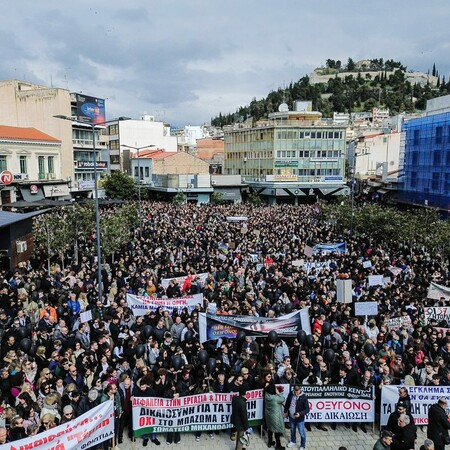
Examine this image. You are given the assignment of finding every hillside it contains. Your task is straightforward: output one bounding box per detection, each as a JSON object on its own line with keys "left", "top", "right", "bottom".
{"left": 211, "top": 58, "right": 448, "bottom": 127}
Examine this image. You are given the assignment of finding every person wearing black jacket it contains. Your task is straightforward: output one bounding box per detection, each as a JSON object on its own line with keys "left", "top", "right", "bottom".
{"left": 284, "top": 385, "right": 310, "bottom": 450}
{"left": 231, "top": 386, "right": 249, "bottom": 450}
{"left": 428, "top": 398, "right": 450, "bottom": 450}
{"left": 391, "top": 414, "right": 417, "bottom": 450}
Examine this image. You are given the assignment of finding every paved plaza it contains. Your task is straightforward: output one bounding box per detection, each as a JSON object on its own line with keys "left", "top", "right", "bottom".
{"left": 115, "top": 425, "right": 427, "bottom": 450}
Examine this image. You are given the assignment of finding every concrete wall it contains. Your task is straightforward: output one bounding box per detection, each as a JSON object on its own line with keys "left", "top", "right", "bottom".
{"left": 152, "top": 152, "right": 210, "bottom": 175}
{"left": 0, "top": 80, "right": 73, "bottom": 181}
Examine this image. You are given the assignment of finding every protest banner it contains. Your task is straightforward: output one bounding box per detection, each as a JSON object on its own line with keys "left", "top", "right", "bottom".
{"left": 226, "top": 216, "right": 248, "bottom": 222}
{"left": 279, "top": 384, "right": 374, "bottom": 423}
{"left": 427, "top": 282, "right": 450, "bottom": 301}
{"left": 336, "top": 279, "right": 353, "bottom": 304}
{"left": 362, "top": 260, "right": 372, "bottom": 269}
{"left": 434, "top": 326, "right": 450, "bottom": 336}
{"left": 424, "top": 306, "right": 450, "bottom": 324}
{"left": 199, "top": 309, "right": 311, "bottom": 343}
{"left": 354, "top": 302, "right": 378, "bottom": 317}
{"left": 389, "top": 266, "right": 403, "bottom": 277}
{"left": 380, "top": 385, "right": 450, "bottom": 425}
{"left": 313, "top": 242, "right": 347, "bottom": 255}
{"left": 161, "top": 273, "right": 208, "bottom": 290}
{"left": 368, "top": 275, "right": 384, "bottom": 286}
{"left": 385, "top": 315, "right": 412, "bottom": 331}
{"left": 301, "top": 261, "right": 331, "bottom": 275}
{"left": 132, "top": 390, "right": 263, "bottom": 436}
{"left": 0, "top": 400, "right": 114, "bottom": 450}
{"left": 127, "top": 293, "right": 203, "bottom": 316}
{"left": 80, "top": 310, "right": 92, "bottom": 323}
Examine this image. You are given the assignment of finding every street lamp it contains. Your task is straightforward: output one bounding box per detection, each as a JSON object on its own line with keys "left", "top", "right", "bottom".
{"left": 54, "top": 114, "right": 130, "bottom": 302}
{"left": 121, "top": 144, "right": 155, "bottom": 236}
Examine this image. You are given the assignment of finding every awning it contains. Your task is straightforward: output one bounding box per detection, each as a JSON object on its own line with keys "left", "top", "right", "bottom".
{"left": 19, "top": 186, "right": 45, "bottom": 202}
{"left": 43, "top": 184, "right": 70, "bottom": 197}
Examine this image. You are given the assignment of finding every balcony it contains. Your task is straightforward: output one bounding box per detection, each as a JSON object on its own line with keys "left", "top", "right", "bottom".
{"left": 72, "top": 139, "right": 108, "bottom": 149}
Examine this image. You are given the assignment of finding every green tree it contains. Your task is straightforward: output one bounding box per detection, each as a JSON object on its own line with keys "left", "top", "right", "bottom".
{"left": 211, "top": 192, "right": 225, "bottom": 204}
{"left": 173, "top": 192, "right": 186, "bottom": 204}
{"left": 103, "top": 171, "right": 137, "bottom": 200}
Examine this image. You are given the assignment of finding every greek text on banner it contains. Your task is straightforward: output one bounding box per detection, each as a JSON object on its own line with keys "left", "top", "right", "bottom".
{"left": 0, "top": 400, "right": 114, "bottom": 450}
{"left": 132, "top": 390, "right": 263, "bottom": 436}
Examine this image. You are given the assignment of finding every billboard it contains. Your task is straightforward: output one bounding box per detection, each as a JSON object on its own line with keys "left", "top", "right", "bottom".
{"left": 76, "top": 94, "right": 106, "bottom": 124}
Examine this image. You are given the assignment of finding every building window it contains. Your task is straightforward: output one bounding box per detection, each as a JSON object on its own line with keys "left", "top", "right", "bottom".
{"left": 110, "top": 140, "right": 119, "bottom": 150}
{"left": 48, "top": 156, "right": 55, "bottom": 174}
{"left": 38, "top": 156, "right": 45, "bottom": 179}
{"left": 134, "top": 167, "right": 138, "bottom": 177}
{"left": 19, "top": 156, "right": 27, "bottom": 174}
{"left": 110, "top": 155, "right": 120, "bottom": 165}
{"left": 413, "top": 129, "right": 420, "bottom": 146}
{"left": 432, "top": 172, "right": 440, "bottom": 191}
{"left": 436, "top": 126, "right": 443, "bottom": 144}
{"left": 0, "top": 155, "right": 6, "bottom": 172}
{"left": 145, "top": 167, "right": 149, "bottom": 177}
{"left": 108, "top": 124, "right": 119, "bottom": 135}
{"left": 411, "top": 152, "right": 418, "bottom": 165}
{"left": 433, "top": 151, "right": 441, "bottom": 166}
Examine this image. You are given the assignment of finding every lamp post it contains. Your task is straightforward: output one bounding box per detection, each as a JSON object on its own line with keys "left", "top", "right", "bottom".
{"left": 121, "top": 144, "right": 155, "bottom": 236}
{"left": 54, "top": 115, "right": 130, "bottom": 302}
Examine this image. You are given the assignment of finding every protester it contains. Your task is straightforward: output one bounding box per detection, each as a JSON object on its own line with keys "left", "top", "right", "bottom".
{"left": 264, "top": 384, "right": 286, "bottom": 450}
{"left": 427, "top": 398, "right": 450, "bottom": 450}
{"left": 231, "top": 386, "right": 249, "bottom": 450}
{"left": 373, "top": 430, "right": 394, "bottom": 450}
{"left": 1, "top": 200, "right": 449, "bottom": 447}
{"left": 284, "top": 385, "right": 309, "bottom": 450}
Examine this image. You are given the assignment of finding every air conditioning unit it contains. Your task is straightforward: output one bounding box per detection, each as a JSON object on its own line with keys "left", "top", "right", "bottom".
{"left": 16, "top": 241, "right": 27, "bottom": 253}
{"left": 211, "top": 180, "right": 216, "bottom": 186}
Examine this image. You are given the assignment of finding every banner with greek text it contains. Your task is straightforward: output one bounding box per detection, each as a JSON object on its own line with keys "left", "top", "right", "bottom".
{"left": 0, "top": 400, "right": 114, "bottom": 450}
{"left": 161, "top": 273, "right": 208, "bottom": 290}
{"left": 132, "top": 390, "right": 263, "bottom": 436}
{"left": 424, "top": 306, "right": 450, "bottom": 325}
{"left": 199, "top": 309, "right": 311, "bottom": 343}
{"left": 385, "top": 315, "right": 412, "bottom": 331}
{"left": 279, "top": 384, "right": 374, "bottom": 423}
{"left": 127, "top": 293, "right": 203, "bottom": 316}
{"left": 380, "top": 385, "right": 449, "bottom": 426}
{"left": 427, "top": 282, "right": 450, "bottom": 301}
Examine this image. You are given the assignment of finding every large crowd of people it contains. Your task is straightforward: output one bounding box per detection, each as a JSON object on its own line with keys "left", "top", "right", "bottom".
{"left": 0, "top": 201, "right": 448, "bottom": 449}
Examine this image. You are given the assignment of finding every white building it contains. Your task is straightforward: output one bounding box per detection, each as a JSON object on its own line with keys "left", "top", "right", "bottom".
{"left": 0, "top": 125, "right": 66, "bottom": 205}
{"left": 107, "top": 115, "right": 177, "bottom": 174}
{"left": 354, "top": 131, "right": 401, "bottom": 181}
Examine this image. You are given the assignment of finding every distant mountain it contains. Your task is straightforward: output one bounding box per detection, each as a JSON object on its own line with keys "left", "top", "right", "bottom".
{"left": 211, "top": 58, "right": 448, "bottom": 127}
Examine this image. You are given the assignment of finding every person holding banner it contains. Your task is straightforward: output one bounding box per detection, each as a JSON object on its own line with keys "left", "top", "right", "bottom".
{"left": 284, "top": 385, "right": 309, "bottom": 450}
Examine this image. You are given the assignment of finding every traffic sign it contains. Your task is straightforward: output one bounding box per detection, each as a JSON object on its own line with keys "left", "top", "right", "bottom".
{"left": 0, "top": 170, "right": 13, "bottom": 185}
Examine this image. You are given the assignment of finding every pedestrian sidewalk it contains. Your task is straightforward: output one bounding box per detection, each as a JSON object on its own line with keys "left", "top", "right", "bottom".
{"left": 115, "top": 425, "right": 427, "bottom": 450}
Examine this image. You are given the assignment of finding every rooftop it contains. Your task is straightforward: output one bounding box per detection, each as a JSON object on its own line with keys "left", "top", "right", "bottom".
{"left": 0, "top": 125, "right": 60, "bottom": 143}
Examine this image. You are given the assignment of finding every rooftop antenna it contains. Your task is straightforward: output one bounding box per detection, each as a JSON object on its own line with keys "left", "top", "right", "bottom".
{"left": 63, "top": 68, "right": 71, "bottom": 90}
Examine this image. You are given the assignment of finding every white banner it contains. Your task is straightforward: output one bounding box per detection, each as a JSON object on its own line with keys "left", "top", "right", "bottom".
{"left": 279, "top": 384, "right": 374, "bottom": 423}
{"left": 127, "top": 293, "right": 203, "bottom": 316}
{"left": 132, "top": 390, "right": 263, "bottom": 436}
{"left": 424, "top": 306, "right": 450, "bottom": 324}
{"left": 161, "top": 273, "right": 208, "bottom": 290}
{"left": 368, "top": 275, "right": 384, "bottom": 286}
{"left": 0, "top": 401, "right": 114, "bottom": 450}
{"left": 428, "top": 282, "right": 450, "bottom": 301}
{"left": 301, "top": 261, "right": 331, "bottom": 275}
{"left": 336, "top": 279, "right": 353, "bottom": 304}
{"left": 354, "top": 302, "right": 378, "bottom": 316}
{"left": 380, "top": 385, "right": 450, "bottom": 426}
{"left": 385, "top": 315, "right": 412, "bottom": 331}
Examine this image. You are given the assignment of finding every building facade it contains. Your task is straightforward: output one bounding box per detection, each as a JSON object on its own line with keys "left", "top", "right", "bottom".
{"left": 398, "top": 104, "right": 450, "bottom": 210}
{"left": 0, "top": 125, "right": 67, "bottom": 206}
{"left": 107, "top": 115, "right": 177, "bottom": 174}
{"left": 224, "top": 105, "right": 348, "bottom": 203}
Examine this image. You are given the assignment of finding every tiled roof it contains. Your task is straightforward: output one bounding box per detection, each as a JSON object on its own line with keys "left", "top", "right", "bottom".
{"left": 0, "top": 125, "right": 60, "bottom": 142}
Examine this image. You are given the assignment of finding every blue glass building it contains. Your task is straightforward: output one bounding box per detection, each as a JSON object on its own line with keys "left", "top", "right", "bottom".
{"left": 398, "top": 109, "right": 450, "bottom": 210}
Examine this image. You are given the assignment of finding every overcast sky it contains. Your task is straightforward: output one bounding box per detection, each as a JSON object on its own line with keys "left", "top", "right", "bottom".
{"left": 2, "top": 1, "right": 449, "bottom": 127}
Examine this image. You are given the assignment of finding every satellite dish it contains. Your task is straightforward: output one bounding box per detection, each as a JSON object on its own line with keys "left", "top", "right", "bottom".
{"left": 278, "top": 103, "right": 289, "bottom": 112}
